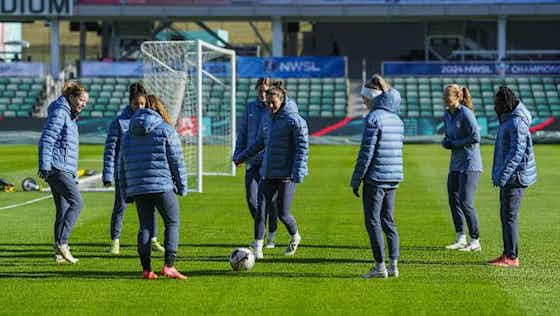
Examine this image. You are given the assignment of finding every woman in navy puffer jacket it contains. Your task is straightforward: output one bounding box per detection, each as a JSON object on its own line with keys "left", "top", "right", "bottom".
{"left": 234, "top": 82, "right": 309, "bottom": 260}
{"left": 38, "top": 81, "right": 88, "bottom": 264}
{"left": 488, "top": 86, "right": 537, "bottom": 268}
{"left": 120, "top": 95, "right": 188, "bottom": 280}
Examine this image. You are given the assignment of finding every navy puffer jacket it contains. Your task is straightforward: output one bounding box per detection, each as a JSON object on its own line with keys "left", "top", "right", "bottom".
{"left": 38, "top": 96, "right": 79, "bottom": 176}
{"left": 350, "top": 88, "right": 404, "bottom": 188}
{"left": 236, "top": 98, "right": 309, "bottom": 183}
{"left": 102, "top": 105, "right": 133, "bottom": 183}
{"left": 233, "top": 99, "right": 268, "bottom": 168}
{"left": 492, "top": 102, "right": 537, "bottom": 187}
{"left": 120, "top": 109, "right": 188, "bottom": 198}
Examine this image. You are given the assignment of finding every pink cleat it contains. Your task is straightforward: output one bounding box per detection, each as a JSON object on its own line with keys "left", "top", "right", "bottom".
{"left": 142, "top": 270, "right": 158, "bottom": 279}
{"left": 489, "top": 256, "right": 520, "bottom": 267}
{"left": 161, "top": 266, "right": 187, "bottom": 280}
{"left": 487, "top": 254, "right": 505, "bottom": 264}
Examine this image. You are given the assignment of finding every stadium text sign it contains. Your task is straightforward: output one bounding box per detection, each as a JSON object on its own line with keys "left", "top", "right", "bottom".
{"left": 383, "top": 62, "right": 560, "bottom": 75}
{"left": 0, "top": 0, "right": 73, "bottom": 16}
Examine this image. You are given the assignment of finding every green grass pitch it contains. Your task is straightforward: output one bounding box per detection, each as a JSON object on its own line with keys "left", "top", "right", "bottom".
{"left": 0, "top": 144, "right": 559, "bottom": 315}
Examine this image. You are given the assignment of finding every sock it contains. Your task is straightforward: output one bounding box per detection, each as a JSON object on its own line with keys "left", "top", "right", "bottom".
{"left": 291, "top": 232, "right": 301, "bottom": 241}
{"left": 389, "top": 259, "right": 398, "bottom": 268}
{"left": 254, "top": 239, "right": 264, "bottom": 249}
{"left": 456, "top": 233, "right": 467, "bottom": 243}
{"left": 375, "top": 261, "right": 386, "bottom": 271}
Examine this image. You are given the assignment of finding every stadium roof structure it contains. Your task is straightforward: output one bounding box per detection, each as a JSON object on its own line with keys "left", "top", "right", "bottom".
{"left": 2, "top": 0, "right": 560, "bottom": 21}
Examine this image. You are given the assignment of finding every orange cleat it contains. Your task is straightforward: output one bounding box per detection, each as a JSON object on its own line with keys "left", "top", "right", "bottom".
{"left": 161, "top": 266, "right": 187, "bottom": 280}
{"left": 143, "top": 270, "right": 158, "bottom": 279}
{"left": 489, "top": 256, "right": 519, "bottom": 267}
{"left": 487, "top": 255, "right": 506, "bottom": 264}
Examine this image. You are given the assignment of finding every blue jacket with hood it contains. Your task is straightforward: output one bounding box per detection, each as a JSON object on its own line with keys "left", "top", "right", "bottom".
{"left": 350, "top": 88, "right": 404, "bottom": 188}
{"left": 235, "top": 98, "right": 309, "bottom": 183}
{"left": 119, "top": 108, "right": 188, "bottom": 198}
{"left": 102, "top": 105, "right": 134, "bottom": 183}
{"left": 492, "top": 102, "right": 537, "bottom": 188}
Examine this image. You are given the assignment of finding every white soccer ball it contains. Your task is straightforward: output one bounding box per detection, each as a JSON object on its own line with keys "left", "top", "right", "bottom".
{"left": 229, "top": 247, "right": 255, "bottom": 271}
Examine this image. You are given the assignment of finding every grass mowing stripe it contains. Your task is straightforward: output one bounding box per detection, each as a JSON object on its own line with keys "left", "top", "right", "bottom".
{"left": 0, "top": 144, "right": 558, "bottom": 315}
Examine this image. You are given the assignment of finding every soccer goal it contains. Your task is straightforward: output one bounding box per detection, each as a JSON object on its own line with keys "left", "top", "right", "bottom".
{"left": 140, "top": 40, "right": 237, "bottom": 193}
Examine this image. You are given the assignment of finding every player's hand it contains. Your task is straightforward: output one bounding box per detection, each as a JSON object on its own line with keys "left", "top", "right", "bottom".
{"left": 103, "top": 181, "right": 112, "bottom": 188}
{"left": 352, "top": 186, "right": 360, "bottom": 198}
{"left": 234, "top": 160, "right": 243, "bottom": 167}
{"left": 442, "top": 138, "right": 453, "bottom": 149}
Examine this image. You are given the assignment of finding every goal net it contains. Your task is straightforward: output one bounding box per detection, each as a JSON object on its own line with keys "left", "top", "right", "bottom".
{"left": 141, "top": 40, "right": 236, "bottom": 193}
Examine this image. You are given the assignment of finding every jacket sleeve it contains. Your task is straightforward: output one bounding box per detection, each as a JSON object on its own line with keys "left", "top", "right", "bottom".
{"left": 233, "top": 104, "right": 249, "bottom": 161}
{"left": 118, "top": 143, "right": 128, "bottom": 201}
{"left": 102, "top": 118, "right": 120, "bottom": 183}
{"left": 166, "top": 129, "right": 188, "bottom": 196}
{"left": 237, "top": 121, "right": 265, "bottom": 163}
{"left": 350, "top": 115, "right": 379, "bottom": 188}
{"left": 38, "top": 108, "right": 65, "bottom": 171}
{"left": 291, "top": 116, "right": 309, "bottom": 183}
{"left": 451, "top": 110, "right": 480, "bottom": 148}
{"left": 498, "top": 119, "right": 529, "bottom": 187}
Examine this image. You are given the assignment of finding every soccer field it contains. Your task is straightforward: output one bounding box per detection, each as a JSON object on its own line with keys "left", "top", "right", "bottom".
{"left": 0, "top": 144, "right": 558, "bottom": 315}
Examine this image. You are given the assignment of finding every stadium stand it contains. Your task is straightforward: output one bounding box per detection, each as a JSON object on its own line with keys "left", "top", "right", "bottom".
{"left": 386, "top": 76, "right": 560, "bottom": 119}
{"left": 80, "top": 77, "right": 349, "bottom": 119}
{"left": 0, "top": 77, "right": 45, "bottom": 118}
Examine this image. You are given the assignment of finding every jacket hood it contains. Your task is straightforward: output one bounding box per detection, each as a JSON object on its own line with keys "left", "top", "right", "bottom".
{"left": 502, "top": 102, "right": 532, "bottom": 126}
{"left": 276, "top": 97, "right": 299, "bottom": 116}
{"left": 49, "top": 96, "right": 71, "bottom": 114}
{"left": 120, "top": 105, "right": 134, "bottom": 119}
{"left": 129, "top": 108, "right": 163, "bottom": 136}
{"left": 372, "top": 88, "right": 401, "bottom": 113}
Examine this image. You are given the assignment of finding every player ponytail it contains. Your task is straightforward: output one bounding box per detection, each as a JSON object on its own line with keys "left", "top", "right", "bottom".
{"left": 255, "top": 77, "right": 272, "bottom": 90}
{"left": 62, "top": 80, "right": 87, "bottom": 99}
{"left": 146, "top": 94, "right": 172, "bottom": 125}
{"left": 461, "top": 86, "right": 473, "bottom": 111}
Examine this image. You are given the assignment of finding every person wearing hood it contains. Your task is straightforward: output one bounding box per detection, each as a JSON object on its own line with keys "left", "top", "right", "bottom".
{"left": 120, "top": 95, "right": 188, "bottom": 280}
{"left": 441, "top": 84, "right": 483, "bottom": 252}
{"left": 488, "top": 86, "right": 537, "bottom": 268}
{"left": 102, "top": 82, "right": 164, "bottom": 255}
{"left": 350, "top": 74, "right": 404, "bottom": 279}
{"left": 234, "top": 82, "right": 308, "bottom": 260}
{"left": 38, "top": 81, "right": 89, "bottom": 264}
{"left": 233, "top": 78, "right": 278, "bottom": 249}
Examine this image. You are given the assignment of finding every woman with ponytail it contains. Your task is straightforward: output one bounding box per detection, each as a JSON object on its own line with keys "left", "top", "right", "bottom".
{"left": 441, "top": 84, "right": 483, "bottom": 252}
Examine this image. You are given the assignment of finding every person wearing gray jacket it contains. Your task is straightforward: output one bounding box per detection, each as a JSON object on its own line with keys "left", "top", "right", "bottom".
{"left": 441, "top": 84, "right": 483, "bottom": 252}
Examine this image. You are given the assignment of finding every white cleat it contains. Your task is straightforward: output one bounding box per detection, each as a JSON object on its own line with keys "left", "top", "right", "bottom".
{"left": 284, "top": 234, "right": 301, "bottom": 256}
{"left": 459, "top": 239, "right": 482, "bottom": 252}
{"left": 265, "top": 240, "right": 276, "bottom": 249}
{"left": 387, "top": 260, "right": 399, "bottom": 278}
{"left": 109, "top": 239, "right": 120, "bottom": 255}
{"left": 151, "top": 238, "right": 165, "bottom": 252}
{"left": 57, "top": 244, "right": 79, "bottom": 264}
{"left": 362, "top": 263, "right": 388, "bottom": 279}
{"left": 251, "top": 240, "right": 264, "bottom": 259}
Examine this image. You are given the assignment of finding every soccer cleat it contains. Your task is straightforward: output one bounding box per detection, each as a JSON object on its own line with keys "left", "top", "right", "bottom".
{"left": 459, "top": 239, "right": 482, "bottom": 252}
{"left": 489, "top": 256, "right": 519, "bottom": 267}
{"left": 54, "top": 254, "right": 66, "bottom": 263}
{"left": 265, "top": 240, "right": 276, "bottom": 249}
{"left": 252, "top": 240, "right": 264, "bottom": 259}
{"left": 161, "top": 266, "right": 187, "bottom": 280}
{"left": 142, "top": 270, "right": 158, "bottom": 279}
{"left": 387, "top": 260, "right": 399, "bottom": 278}
{"left": 109, "top": 239, "right": 120, "bottom": 255}
{"left": 446, "top": 240, "right": 467, "bottom": 250}
{"left": 487, "top": 255, "right": 506, "bottom": 264}
{"left": 362, "top": 263, "right": 388, "bottom": 279}
{"left": 57, "top": 244, "right": 79, "bottom": 264}
{"left": 151, "top": 238, "right": 165, "bottom": 253}
{"left": 285, "top": 233, "right": 301, "bottom": 256}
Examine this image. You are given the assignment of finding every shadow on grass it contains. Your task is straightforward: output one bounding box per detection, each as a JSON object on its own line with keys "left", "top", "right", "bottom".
{"left": 0, "top": 270, "right": 140, "bottom": 279}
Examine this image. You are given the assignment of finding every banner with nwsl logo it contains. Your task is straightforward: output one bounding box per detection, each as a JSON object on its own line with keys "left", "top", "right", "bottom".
{"left": 382, "top": 62, "right": 560, "bottom": 76}
{"left": 237, "top": 57, "right": 345, "bottom": 78}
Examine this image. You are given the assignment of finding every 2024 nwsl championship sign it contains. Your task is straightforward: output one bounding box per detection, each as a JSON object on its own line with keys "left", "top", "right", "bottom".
{"left": 382, "top": 62, "right": 560, "bottom": 76}
{"left": 0, "top": 0, "right": 73, "bottom": 16}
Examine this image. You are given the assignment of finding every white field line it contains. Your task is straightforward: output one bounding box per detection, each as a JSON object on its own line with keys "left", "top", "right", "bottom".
{"left": 0, "top": 195, "right": 52, "bottom": 210}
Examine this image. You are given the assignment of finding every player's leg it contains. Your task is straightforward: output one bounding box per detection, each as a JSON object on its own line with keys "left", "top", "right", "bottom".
{"left": 361, "top": 183, "right": 388, "bottom": 279}
{"left": 155, "top": 190, "right": 186, "bottom": 280}
{"left": 446, "top": 171, "right": 467, "bottom": 249}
